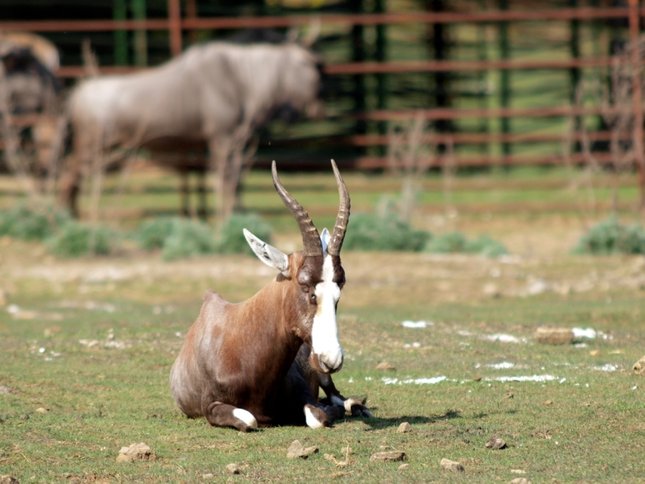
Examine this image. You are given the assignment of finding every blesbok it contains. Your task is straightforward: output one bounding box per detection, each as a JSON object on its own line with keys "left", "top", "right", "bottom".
{"left": 60, "top": 39, "right": 324, "bottom": 222}
{"left": 170, "top": 160, "right": 370, "bottom": 430}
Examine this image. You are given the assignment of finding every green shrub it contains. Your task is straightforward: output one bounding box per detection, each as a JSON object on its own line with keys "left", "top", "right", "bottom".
{"left": 0, "top": 203, "right": 70, "bottom": 241}
{"left": 134, "top": 217, "right": 216, "bottom": 260}
{"left": 425, "top": 231, "right": 468, "bottom": 253}
{"left": 215, "top": 213, "right": 272, "bottom": 254}
{"left": 343, "top": 212, "right": 430, "bottom": 252}
{"left": 161, "top": 221, "right": 217, "bottom": 261}
{"left": 465, "top": 234, "right": 508, "bottom": 257}
{"left": 47, "top": 221, "right": 119, "bottom": 257}
{"left": 133, "top": 217, "right": 183, "bottom": 251}
{"left": 425, "top": 232, "right": 508, "bottom": 257}
{"left": 574, "top": 217, "right": 645, "bottom": 255}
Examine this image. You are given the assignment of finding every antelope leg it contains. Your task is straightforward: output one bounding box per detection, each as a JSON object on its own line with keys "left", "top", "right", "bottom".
{"left": 205, "top": 401, "right": 258, "bottom": 432}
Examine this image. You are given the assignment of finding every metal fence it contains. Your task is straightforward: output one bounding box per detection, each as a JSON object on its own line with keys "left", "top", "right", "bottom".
{"left": 2, "top": 0, "right": 645, "bottom": 184}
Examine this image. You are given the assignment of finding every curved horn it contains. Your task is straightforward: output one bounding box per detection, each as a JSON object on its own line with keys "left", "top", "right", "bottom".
{"left": 327, "top": 159, "right": 351, "bottom": 257}
{"left": 272, "top": 160, "right": 322, "bottom": 257}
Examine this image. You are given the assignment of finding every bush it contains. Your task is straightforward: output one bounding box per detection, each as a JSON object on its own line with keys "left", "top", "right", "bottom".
{"left": 425, "top": 231, "right": 508, "bottom": 257}
{"left": 343, "top": 212, "right": 430, "bottom": 252}
{"left": 47, "top": 221, "right": 119, "bottom": 257}
{"left": 133, "top": 217, "right": 180, "bottom": 251}
{"left": 0, "top": 203, "right": 70, "bottom": 241}
{"left": 133, "top": 217, "right": 216, "bottom": 260}
{"left": 574, "top": 217, "right": 645, "bottom": 255}
{"left": 424, "top": 231, "right": 468, "bottom": 254}
{"left": 215, "top": 213, "right": 273, "bottom": 254}
{"left": 466, "top": 235, "right": 509, "bottom": 258}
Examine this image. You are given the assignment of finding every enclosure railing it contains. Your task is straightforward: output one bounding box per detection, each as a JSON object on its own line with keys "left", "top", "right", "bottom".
{"left": 1, "top": 1, "right": 645, "bottom": 193}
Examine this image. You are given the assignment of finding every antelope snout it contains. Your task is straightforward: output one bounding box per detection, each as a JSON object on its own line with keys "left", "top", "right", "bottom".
{"left": 315, "top": 349, "right": 344, "bottom": 374}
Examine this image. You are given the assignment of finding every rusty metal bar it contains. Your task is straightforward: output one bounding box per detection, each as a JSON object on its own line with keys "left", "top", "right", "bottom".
{"left": 276, "top": 130, "right": 635, "bottom": 148}
{"left": 167, "top": 0, "right": 182, "bottom": 55}
{"left": 2, "top": 7, "right": 645, "bottom": 33}
{"left": 55, "top": 56, "right": 617, "bottom": 79}
{"left": 360, "top": 105, "right": 619, "bottom": 121}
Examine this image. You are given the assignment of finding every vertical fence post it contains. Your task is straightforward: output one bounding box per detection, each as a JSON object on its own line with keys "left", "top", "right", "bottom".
{"left": 133, "top": 0, "right": 148, "bottom": 67}
{"left": 431, "top": 0, "right": 451, "bottom": 137}
{"left": 477, "top": 0, "right": 490, "bottom": 159}
{"left": 185, "top": 0, "right": 199, "bottom": 44}
{"left": 113, "top": 0, "right": 128, "bottom": 65}
{"left": 168, "top": 0, "right": 182, "bottom": 56}
{"left": 569, "top": 0, "right": 581, "bottom": 156}
{"left": 375, "top": 0, "right": 387, "bottom": 150}
{"left": 350, "top": 0, "right": 367, "bottom": 140}
{"left": 628, "top": 0, "right": 645, "bottom": 211}
{"left": 498, "top": 0, "right": 511, "bottom": 167}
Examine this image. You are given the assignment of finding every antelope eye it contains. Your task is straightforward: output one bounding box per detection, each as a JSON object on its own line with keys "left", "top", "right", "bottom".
{"left": 309, "top": 293, "right": 317, "bottom": 304}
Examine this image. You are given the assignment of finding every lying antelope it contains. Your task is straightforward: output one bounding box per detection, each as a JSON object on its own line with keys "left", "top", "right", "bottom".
{"left": 170, "top": 160, "right": 370, "bottom": 431}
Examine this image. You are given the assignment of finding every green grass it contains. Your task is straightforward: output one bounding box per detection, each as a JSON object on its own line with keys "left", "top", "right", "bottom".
{"left": 0, "top": 239, "right": 643, "bottom": 481}
{"left": 0, "top": 167, "right": 643, "bottom": 481}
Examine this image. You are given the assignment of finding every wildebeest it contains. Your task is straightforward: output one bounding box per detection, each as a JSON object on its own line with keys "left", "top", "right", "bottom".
{"left": 170, "top": 160, "right": 370, "bottom": 430}
{"left": 60, "top": 38, "right": 324, "bottom": 221}
{"left": 0, "top": 31, "right": 62, "bottom": 178}
{"left": 0, "top": 31, "right": 60, "bottom": 115}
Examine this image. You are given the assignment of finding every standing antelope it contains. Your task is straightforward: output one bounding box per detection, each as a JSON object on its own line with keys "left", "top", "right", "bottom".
{"left": 170, "top": 160, "right": 370, "bottom": 431}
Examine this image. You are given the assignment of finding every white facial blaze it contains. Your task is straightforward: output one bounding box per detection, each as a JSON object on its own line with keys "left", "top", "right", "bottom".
{"left": 311, "top": 255, "right": 343, "bottom": 371}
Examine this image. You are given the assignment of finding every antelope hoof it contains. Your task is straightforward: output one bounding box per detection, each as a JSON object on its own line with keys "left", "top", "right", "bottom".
{"left": 345, "top": 397, "right": 372, "bottom": 418}
{"left": 233, "top": 408, "right": 258, "bottom": 431}
{"left": 304, "top": 404, "right": 330, "bottom": 429}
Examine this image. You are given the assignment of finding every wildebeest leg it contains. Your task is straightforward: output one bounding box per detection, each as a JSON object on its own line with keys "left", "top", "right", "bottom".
{"left": 210, "top": 137, "right": 234, "bottom": 228}
{"left": 204, "top": 401, "right": 258, "bottom": 432}
{"left": 59, "top": 169, "right": 81, "bottom": 216}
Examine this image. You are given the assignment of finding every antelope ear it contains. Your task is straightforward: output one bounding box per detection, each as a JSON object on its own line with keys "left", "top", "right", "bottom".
{"left": 320, "top": 228, "right": 330, "bottom": 255}
{"left": 243, "top": 228, "right": 289, "bottom": 274}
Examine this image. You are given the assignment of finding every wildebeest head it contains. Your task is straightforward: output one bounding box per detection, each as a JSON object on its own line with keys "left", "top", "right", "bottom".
{"left": 0, "top": 46, "right": 60, "bottom": 114}
{"left": 277, "top": 44, "right": 325, "bottom": 121}
{"left": 230, "top": 28, "right": 325, "bottom": 123}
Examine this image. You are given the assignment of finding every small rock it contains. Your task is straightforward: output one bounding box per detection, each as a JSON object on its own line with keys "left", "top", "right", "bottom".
{"left": 376, "top": 361, "right": 396, "bottom": 371}
{"left": 510, "top": 478, "right": 531, "bottom": 484}
{"left": 440, "top": 458, "right": 464, "bottom": 472}
{"left": 398, "top": 463, "right": 409, "bottom": 471}
{"left": 633, "top": 355, "right": 645, "bottom": 375}
{"left": 397, "top": 422, "right": 412, "bottom": 433}
{"left": 202, "top": 473, "right": 215, "bottom": 480}
{"left": 0, "top": 386, "right": 12, "bottom": 395}
{"left": 225, "top": 463, "right": 242, "bottom": 475}
{"left": 483, "top": 282, "right": 501, "bottom": 298}
{"left": 116, "top": 442, "right": 155, "bottom": 462}
{"left": 526, "top": 278, "right": 549, "bottom": 296}
{"left": 370, "top": 451, "right": 406, "bottom": 462}
{"left": 286, "top": 440, "right": 318, "bottom": 459}
{"left": 0, "top": 476, "right": 19, "bottom": 484}
{"left": 35, "top": 407, "right": 49, "bottom": 414}
{"left": 485, "top": 436, "right": 507, "bottom": 450}
{"left": 534, "top": 327, "right": 574, "bottom": 345}
{"left": 543, "top": 400, "right": 553, "bottom": 406}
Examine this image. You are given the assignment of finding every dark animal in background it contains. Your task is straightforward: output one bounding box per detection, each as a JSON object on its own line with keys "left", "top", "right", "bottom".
{"left": 61, "top": 39, "right": 324, "bottom": 221}
{"left": 170, "top": 160, "right": 371, "bottom": 431}
{"left": 0, "top": 31, "right": 62, "bottom": 177}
